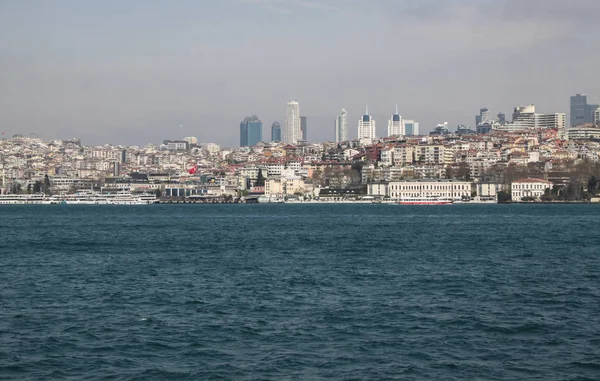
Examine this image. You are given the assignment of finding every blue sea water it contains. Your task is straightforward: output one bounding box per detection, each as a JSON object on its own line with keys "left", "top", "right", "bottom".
{"left": 1, "top": 204, "right": 600, "bottom": 380}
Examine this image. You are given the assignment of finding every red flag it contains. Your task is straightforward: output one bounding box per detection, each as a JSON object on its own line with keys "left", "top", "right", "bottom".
{"left": 188, "top": 165, "right": 197, "bottom": 174}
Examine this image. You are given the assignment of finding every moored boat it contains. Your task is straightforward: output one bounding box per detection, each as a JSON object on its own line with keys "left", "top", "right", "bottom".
{"left": 398, "top": 195, "right": 453, "bottom": 205}
{"left": 0, "top": 193, "right": 51, "bottom": 205}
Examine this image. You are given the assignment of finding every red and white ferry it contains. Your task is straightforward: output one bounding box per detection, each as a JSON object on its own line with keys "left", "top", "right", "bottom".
{"left": 398, "top": 195, "right": 454, "bottom": 205}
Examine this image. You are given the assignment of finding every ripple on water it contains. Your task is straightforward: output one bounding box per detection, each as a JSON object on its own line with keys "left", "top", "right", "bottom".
{"left": 0, "top": 204, "right": 599, "bottom": 380}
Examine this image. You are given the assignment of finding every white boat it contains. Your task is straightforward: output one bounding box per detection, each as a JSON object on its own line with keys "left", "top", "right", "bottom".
{"left": 398, "top": 195, "right": 454, "bottom": 205}
{"left": 0, "top": 193, "right": 51, "bottom": 205}
{"left": 49, "top": 189, "right": 156, "bottom": 205}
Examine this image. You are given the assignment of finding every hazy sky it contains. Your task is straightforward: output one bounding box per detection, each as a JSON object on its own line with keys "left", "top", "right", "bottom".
{"left": 1, "top": 0, "right": 599, "bottom": 146}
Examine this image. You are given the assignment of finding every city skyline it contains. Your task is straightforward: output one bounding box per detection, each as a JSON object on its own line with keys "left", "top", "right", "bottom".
{"left": 1, "top": 0, "right": 599, "bottom": 146}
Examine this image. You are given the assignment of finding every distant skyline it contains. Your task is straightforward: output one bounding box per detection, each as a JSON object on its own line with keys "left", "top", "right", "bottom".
{"left": 1, "top": 0, "right": 599, "bottom": 146}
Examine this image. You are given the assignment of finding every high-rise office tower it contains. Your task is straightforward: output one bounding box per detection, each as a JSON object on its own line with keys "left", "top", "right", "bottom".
{"left": 334, "top": 108, "right": 348, "bottom": 143}
{"left": 595, "top": 107, "right": 600, "bottom": 126}
{"left": 497, "top": 113, "right": 506, "bottom": 125}
{"left": 240, "top": 115, "right": 263, "bottom": 147}
{"left": 358, "top": 106, "right": 376, "bottom": 140}
{"left": 570, "top": 94, "right": 599, "bottom": 127}
{"left": 300, "top": 116, "right": 307, "bottom": 141}
{"left": 476, "top": 107, "right": 492, "bottom": 126}
{"left": 404, "top": 120, "right": 419, "bottom": 136}
{"left": 271, "top": 121, "right": 282, "bottom": 142}
{"left": 387, "top": 105, "right": 404, "bottom": 137}
{"left": 284, "top": 100, "right": 301, "bottom": 144}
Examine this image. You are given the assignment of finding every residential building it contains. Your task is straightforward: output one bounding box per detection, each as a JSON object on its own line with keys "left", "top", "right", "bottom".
{"left": 163, "top": 140, "right": 189, "bottom": 151}
{"left": 596, "top": 107, "right": 600, "bottom": 126}
{"left": 335, "top": 108, "right": 348, "bottom": 143}
{"left": 570, "top": 94, "right": 599, "bottom": 127}
{"left": 240, "top": 115, "right": 263, "bottom": 147}
{"left": 387, "top": 105, "right": 404, "bottom": 137}
{"left": 183, "top": 137, "right": 198, "bottom": 146}
{"left": 404, "top": 120, "right": 419, "bottom": 136}
{"left": 271, "top": 121, "right": 282, "bottom": 142}
{"left": 358, "top": 106, "right": 376, "bottom": 140}
{"left": 511, "top": 178, "right": 552, "bottom": 201}
{"left": 284, "top": 100, "right": 301, "bottom": 144}
{"left": 567, "top": 126, "right": 600, "bottom": 140}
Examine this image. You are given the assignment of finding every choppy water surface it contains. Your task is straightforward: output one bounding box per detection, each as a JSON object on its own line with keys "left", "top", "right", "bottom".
{"left": 1, "top": 204, "right": 599, "bottom": 380}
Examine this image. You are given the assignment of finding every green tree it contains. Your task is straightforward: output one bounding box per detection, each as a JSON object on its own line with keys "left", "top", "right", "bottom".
{"left": 10, "top": 183, "right": 22, "bottom": 194}
{"left": 497, "top": 191, "right": 511, "bottom": 203}
{"left": 33, "top": 181, "right": 42, "bottom": 193}
{"left": 43, "top": 174, "right": 51, "bottom": 194}
{"left": 588, "top": 175, "right": 598, "bottom": 195}
{"left": 255, "top": 169, "right": 265, "bottom": 187}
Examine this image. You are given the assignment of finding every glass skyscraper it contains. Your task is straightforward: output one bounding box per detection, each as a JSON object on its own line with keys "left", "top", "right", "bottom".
{"left": 271, "top": 121, "right": 282, "bottom": 142}
{"left": 334, "top": 108, "right": 348, "bottom": 143}
{"left": 570, "top": 94, "right": 599, "bottom": 127}
{"left": 404, "top": 120, "right": 419, "bottom": 136}
{"left": 240, "top": 115, "right": 263, "bottom": 147}
{"left": 300, "top": 116, "right": 307, "bottom": 141}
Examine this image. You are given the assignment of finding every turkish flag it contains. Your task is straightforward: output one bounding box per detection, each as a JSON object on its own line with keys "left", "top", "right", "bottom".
{"left": 188, "top": 165, "right": 197, "bottom": 174}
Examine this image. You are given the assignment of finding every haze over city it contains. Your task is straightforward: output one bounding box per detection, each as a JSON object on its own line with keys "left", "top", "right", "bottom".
{"left": 1, "top": 0, "right": 599, "bottom": 146}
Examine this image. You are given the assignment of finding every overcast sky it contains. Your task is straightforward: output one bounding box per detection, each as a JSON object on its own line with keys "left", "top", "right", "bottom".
{"left": 1, "top": 0, "right": 599, "bottom": 146}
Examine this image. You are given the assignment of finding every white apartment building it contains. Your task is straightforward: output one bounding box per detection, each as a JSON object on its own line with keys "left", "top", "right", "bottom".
{"left": 567, "top": 126, "right": 600, "bottom": 140}
{"left": 511, "top": 178, "right": 552, "bottom": 201}
{"left": 393, "top": 145, "right": 415, "bottom": 166}
{"left": 415, "top": 145, "right": 452, "bottom": 165}
{"left": 380, "top": 148, "right": 394, "bottom": 167}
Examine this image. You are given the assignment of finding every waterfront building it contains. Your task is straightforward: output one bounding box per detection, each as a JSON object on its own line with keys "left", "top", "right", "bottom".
{"left": 369, "top": 179, "right": 472, "bottom": 200}
{"left": 511, "top": 178, "right": 552, "bottom": 202}
{"left": 387, "top": 105, "right": 404, "bottom": 137}
{"left": 300, "top": 116, "right": 307, "bottom": 141}
{"left": 271, "top": 121, "right": 282, "bottom": 142}
{"left": 404, "top": 120, "right": 420, "bottom": 136}
{"left": 570, "top": 94, "right": 599, "bottom": 127}
{"left": 358, "top": 106, "right": 376, "bottom": 140}
{"left": 334, "top": 108, "right": 348, "bottom": 142}
{"left": 284, "top": 100, "right": 301, "bottom": 144}
{"left": 240, "top": 115, "right": 263, "bottom": 147}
